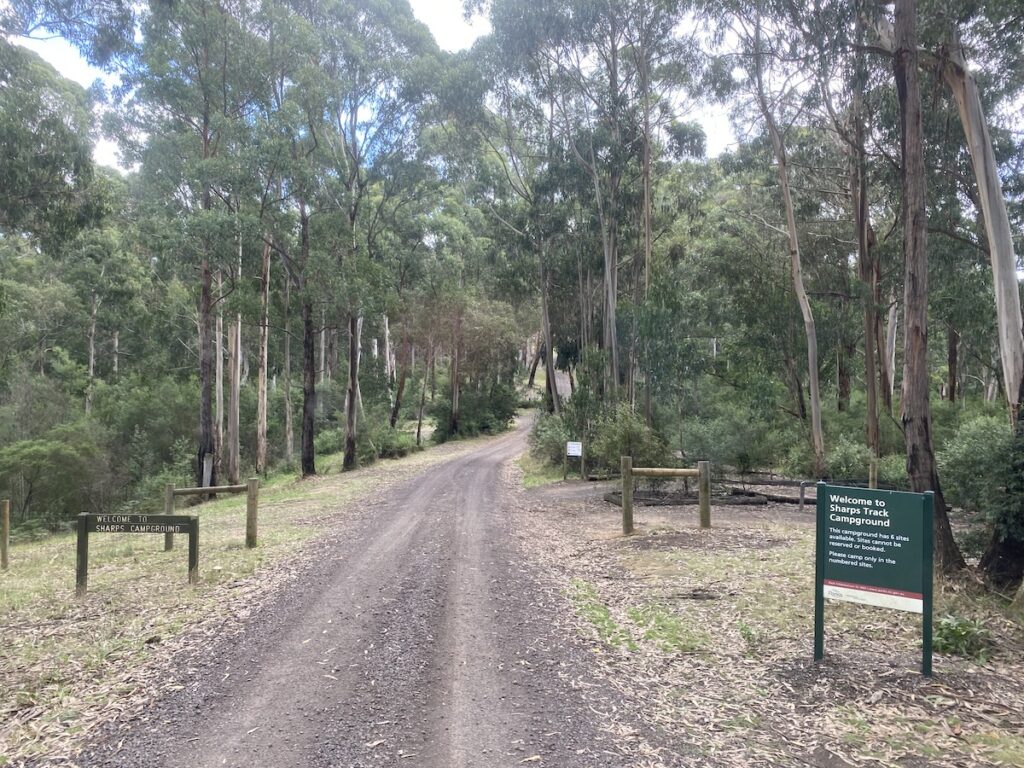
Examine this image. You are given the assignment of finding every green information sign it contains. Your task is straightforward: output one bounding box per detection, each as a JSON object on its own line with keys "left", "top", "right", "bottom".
{"left": 814, "top": 483, "right": 934, "bottom": 675}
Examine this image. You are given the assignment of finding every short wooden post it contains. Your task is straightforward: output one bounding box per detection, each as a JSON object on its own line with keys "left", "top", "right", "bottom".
{"left": 245, "top": 477, "right": 258, "bottom": 549}
{"left": 869, "top": 458, "right": 878, "bottom": 490}
{"left": 563, "top": 452, "right": 568, "bottom": 481}
{"left": 580, "top": 446, "right": 586, "bottom": 481}
{"left": 164, "top": 483, "right": 175, "bottom": 551}
{"left": 75, "top": 513, "right": 89, "bottom": 597}
{"left": 621, "top": 455, "right": 634, "bottom": 535}
{"left": 1, "top": 499, "right": 9, "bottom": 571}
{"left": 188, "top": 517, "right": 199, "bottom": 585}
{"left": 698, "top": 460, "right": 711, "bottom": 529}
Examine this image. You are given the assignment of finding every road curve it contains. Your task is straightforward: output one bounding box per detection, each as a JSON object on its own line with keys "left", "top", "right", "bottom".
{"left": 79, "top": 421, "right": 626, "bottom": 768}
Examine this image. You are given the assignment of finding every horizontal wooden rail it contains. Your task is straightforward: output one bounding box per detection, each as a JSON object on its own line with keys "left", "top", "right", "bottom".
{"left": 631, "top": 467, "right": 699, "bottom": 478}
{"left": 164, "top": 479, "right": 259, "bottom": 551}
{"left": 173, "top": 484, "right": 248, "bottom": 496}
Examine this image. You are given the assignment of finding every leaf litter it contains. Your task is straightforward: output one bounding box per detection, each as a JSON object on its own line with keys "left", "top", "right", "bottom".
{"left": 501, "top": 463, "right": 1024, "bottom": 767}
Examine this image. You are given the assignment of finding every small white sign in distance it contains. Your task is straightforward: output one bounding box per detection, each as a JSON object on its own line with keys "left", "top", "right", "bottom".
{"left": 566, "top": 441, "right": 583, "bottom": 457}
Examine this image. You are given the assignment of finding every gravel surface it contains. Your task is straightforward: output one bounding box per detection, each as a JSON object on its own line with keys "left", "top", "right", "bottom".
{"left": 73, "top": 422, "right": 642, "bottom": 768}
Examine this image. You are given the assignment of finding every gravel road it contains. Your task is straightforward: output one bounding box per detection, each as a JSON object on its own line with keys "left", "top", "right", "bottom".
{"left": 78, "top": 422, "right": 632, "bottom": 768}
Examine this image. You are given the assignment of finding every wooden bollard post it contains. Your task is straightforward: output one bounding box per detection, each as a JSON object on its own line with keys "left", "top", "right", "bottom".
{"left": 245, "top": 477, "right": 258, "bottom": 549}
{"left": 188, "top": 517, "right": 200, "bottom": 585}
{"left": 698, "top": 460, "right": 711, "bottom": 529}
{"left": 1, "top": 499, "right": 10, "bottom": 571}
{"left": 164, "top": 483, "right": 175, "bottom": 551}
{"left": 75, "top": 513, "right": 89, "bottom": 596}
{"left": 621, "top": 455, "right": 634, "bottom": 535}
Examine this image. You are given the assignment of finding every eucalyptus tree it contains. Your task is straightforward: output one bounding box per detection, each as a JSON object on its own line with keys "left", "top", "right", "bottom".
{"left": 892, "top": 0, "right": 965, "bottom": 573}
{"left": 306, "top": 0, "right": 440, "bottom": 470}
{"left": 869, "top": 2, "right": 1024, "bottom": 421}
{"left": 708, "top": 3, "right": 828, "bottom": 475}
{"left": 119, "top": 0, "right": 268, "bottom": 487}
{"left": 0, "top": 39, "right": 100, "bottom": 251}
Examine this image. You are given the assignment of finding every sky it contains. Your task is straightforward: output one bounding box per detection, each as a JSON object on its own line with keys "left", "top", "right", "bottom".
{"left": 14, "top": 0, "right": 733, "bottom": 169}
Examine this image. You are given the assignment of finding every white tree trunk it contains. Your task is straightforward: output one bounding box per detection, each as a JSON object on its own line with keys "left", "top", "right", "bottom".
{"left": 215, "top": 271, "right": 224, "bottom": 468}
{"left": 256, "top": 240, "right": 271, "bottom": 475}
{"left": 227, "top": 318, "right": 241, "bottom": 485}
{"left": 940, "top": 42, "right": 1023, "bottom": 413}
{"left": 754, "top": 38, "right": 826, "bottom": 476}
{"left": 873, "top": 18, "right": 1023, "bottom": 414}
{"left": 886, "top": 296, "right": 899, "bottom": 401}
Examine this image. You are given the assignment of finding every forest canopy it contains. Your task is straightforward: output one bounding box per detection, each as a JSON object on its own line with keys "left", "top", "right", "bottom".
{"left": 2, "top": 0, "right": 1023, "bottom": 589}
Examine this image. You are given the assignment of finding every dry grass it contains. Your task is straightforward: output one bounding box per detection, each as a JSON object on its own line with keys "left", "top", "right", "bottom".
{"left": 0, "top": 438, "right": 481, "bottom": 766}
{"left": 504, "top": 462, "right": 1024, "bottom": 767}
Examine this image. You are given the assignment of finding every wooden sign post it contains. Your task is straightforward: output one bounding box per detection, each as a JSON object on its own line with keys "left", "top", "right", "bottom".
{"left": 76, "top": 513, "right": 199, "bottom": 597}
{"left": 814, "top": 483, "right": 934, "bottom": 675}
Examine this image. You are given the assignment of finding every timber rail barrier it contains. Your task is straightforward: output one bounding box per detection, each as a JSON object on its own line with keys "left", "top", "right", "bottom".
{"left": 620, "top": 457, "right": 711, "bottom": 535}
{"left": 163, "top": 478, "right": 259, "bottom": 551}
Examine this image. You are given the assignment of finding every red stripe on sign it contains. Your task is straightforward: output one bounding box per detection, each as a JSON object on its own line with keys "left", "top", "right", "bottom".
{"left": 823, "top": 579, "right": 922, "bottom": 600}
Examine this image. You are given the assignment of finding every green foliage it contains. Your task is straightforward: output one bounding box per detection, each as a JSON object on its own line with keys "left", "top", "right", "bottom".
{"left": 679, "top": 408, "right": 777, "bottom": 472}
{"left": 0, "top": 420, "right": 111, "bottom": 526}
{"left": 827, "top": 435, "right": 872, "bottom": 482}
{"left": 529, "top": 413, "right": 570, "bottom": 465}
{"left": 877, "top": 454, "right": 910, "bottom": 490}
{"left": 938, "top": 416, "right": 1013, "bottom": 515}
{"left": 933, "top": 614, "right": 991, "bottom": 661}
{"left": 590, "top": 403, "right": 670, "bottom": 473}
{"left": 987, "top": 417, "right": 1024, "bottom": 553}
{"left": 430, "top": 382, "right": 518, "bottom": 442}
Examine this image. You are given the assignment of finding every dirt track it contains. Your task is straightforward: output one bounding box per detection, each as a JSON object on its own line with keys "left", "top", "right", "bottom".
{"left": 77, "top": 422, "right": 632, "bottom": 768}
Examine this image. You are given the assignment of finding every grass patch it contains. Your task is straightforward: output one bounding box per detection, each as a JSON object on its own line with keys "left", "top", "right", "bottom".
{"left": 570, "top": 578, "right": 637, "bottom": 650}
{"left": 517, "top": 452, "right": 567, "bottom": 489}
{"left": 626, "top": 603, "right": 708, "bottom": 653}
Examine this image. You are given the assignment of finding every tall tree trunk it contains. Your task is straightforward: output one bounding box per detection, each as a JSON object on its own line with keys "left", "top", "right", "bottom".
{"left": 318, "top": 309, "right": 326, "bottom": 387}
{"left": 947, "top": 325, "right": 959, "bottom": 403}
{"left": 894, "top": 0, "right": 965, "bottom": 574}
{"left": 283, "top": 278, "right": 294, "bottom": 466}
{"left": 85, "top": 290, "right": 97, "bottom": 415}
{"left": 853, "top": 38, "right": 880, "bottom": 455}
{"left": 450, "top": 312, "right": 462, "bottom": 437}
{"left": 299, "top": 202, "right": 316, "bottom": 477}
{"left": 883, "top": 291, "right": 899, "bottom": 409}
{"left": 527, "top": 342, "right": 542, "bottom": 389}
{"left": 390, "top": 333, "right": 410, "bottom": 429}
{"left": 256, "top": 240, "right": 270, "bottom": 475}
{"left": 383, "top": 314, "right": 394, "bottom": 389}
{"left": 198, "top": 258, "right": 217, "bottom": 488}
{"left": 214, "top": 270, "right": 224, "bottom": 479}
{"left": 226, "top": 320, "right": 241, "bottom": 485}
{"left": 872, "top": 16, "right": 1024, "bottom": 418}
{"left": 938, "top": 35, "right": 1023, "bottom": 418}
{"left": 301, "top": 298, "right": 317, "bottom": 477}
{"left": 753, "top": 29, "right": 826, "bottom": 476}
{"left": 112, "top": 330, "right": 119, "bottom": 378}
{"left": 539, "top": 250, "right": 560, "bottom": 415}
{"left": 343, "top": 314, "right": 361, "bottom": 470}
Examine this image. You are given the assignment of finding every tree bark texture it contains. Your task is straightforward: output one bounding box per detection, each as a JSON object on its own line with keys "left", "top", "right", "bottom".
{"left": 283, "top": 277, "right": 294, "bottom": 466}
{"left": 343, "top": 314, "right": 361, "bottom": 471}
{"left": 938, "top": 37, "right": 1023, "bottom": 417}
{"left": 198, "top": 258, "right": 217, "bottom": 488}
{"left": 390, "top": 333, "right": 410, "bottom": 429}
{"left": 256, "top": 240, "right": 271, "bottom": 474}
{"left": 214, "top": 271, "right": 224, "bottom": 475}
{"left": 227, "top": 319, "right": 241, "bottom": 485}
{"left": 301, "top": 298, "right": 316, "bottom": 477}
{"left": 894, "top": 0, "right": 965, "bottom": 573}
